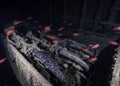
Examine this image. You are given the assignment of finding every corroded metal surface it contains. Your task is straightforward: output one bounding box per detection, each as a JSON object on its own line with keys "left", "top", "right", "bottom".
{"left": 33, "top": 51, "right": 65, "bottom": 83}
{"left": 110, "top": 46, "right": 120, "bottom": 86}
{"left": 5, "top": 38, "right": 52, "bottom": 86}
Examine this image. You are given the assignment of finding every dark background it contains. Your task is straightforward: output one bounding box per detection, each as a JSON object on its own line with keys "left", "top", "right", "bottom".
{"left": 0, "top": 0, "right": 119, "bottom": 31}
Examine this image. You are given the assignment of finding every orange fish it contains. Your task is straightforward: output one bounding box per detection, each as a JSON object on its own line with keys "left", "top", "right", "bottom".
{"left": 109, "top": 41, "right": 119, "bottom": 46}
{"left": 52, "top": 39, "right": 59, "bottom": 44}
{"left": 89, "top": 57, "right": 97, "bottom": 62}
{"left": 58, "top": 27, "right": 64, "bottom": 31}
{"left": 91, "top": 44, "right": 100, "bottom": 49}
{"left": 6, "top": 29, "right": 14, "bottom": 36}
{"left": 44, "top": 26, "right": 51, "bottom": 32}
{"left": 37, "top": 30, "right": 41, "bottom": 34}
{"left": 72, "top": 33, "right": 80, "bottom": 36}
{"left": 0, "top": 58, "right": 6, "bottom": 64}
{"left": 114, "top": 26, "right": 120, "bottom": 31}
{"left": 13, "top": 20, "right": 24, "bottom": 25}
{"left": 80, "top": 48, "right": 88, "bottom": 53}
{"left": 58, "top": 33, "right": 63, "bottom": 36}
{"left": 46, "top": 35, "right": 57, "bottom": 40}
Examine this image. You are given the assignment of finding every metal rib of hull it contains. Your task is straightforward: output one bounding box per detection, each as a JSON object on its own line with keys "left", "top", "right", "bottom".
{"left": 3, "top": 37, "right": 52, "bottom": 86}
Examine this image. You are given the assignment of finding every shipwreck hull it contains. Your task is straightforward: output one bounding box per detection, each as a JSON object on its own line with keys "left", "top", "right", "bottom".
{"left": 1, "top": 26, "right": 120, "bottom": 86}
{"left": 110, "top": 46, "right": 120, "bottom": 86}
{"left": 2, "top": 36, "right": 52, "bottom": 86}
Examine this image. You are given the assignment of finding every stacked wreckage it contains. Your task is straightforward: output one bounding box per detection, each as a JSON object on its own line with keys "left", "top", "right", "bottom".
{"left": 1, "top": 18, "right": 120, "bottom": 86}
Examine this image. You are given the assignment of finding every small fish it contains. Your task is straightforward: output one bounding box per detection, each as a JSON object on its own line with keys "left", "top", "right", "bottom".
{"left": 67, "top": 23, "right": 73, "bottom": 26}
{"left": 0, "top": 58, "right": 6, "bottom": 64}
{"left": 27, "top": 17, "right": 32, "bottom": 20}
{"left": 72, "top": 33, "right": 80, "bottom": 36}
{"left": 13, "top": 20, "right": 24, "bottom": 25}
{"left": 89, "top": 57, "right": 97, "bottom": 62}
{"left": 80, "top": 48, "right": 88, "bottom": 52}
{"left": 44, "top": 26, "right": 51, "bottom": 32}
{"left": 46, "top": 35, "right": 57, "bottom": 40}
{"left": 58, "top": 33, "right": 63, "bottom": 36}
{"left": 37, "top": 30, "right": 42, "bottom": 34}
{"left": 52, "top": 39, "right": 59, "bottom": 44}
{"left": 114, "top": 26, "right": 120, "bottom": 31}
{"left": 91, "top": 44, "right": 100, "bottom": 49}
{"left": 6, "top": 29, "right": 14, "bottom": 36}
{"left": 108, "top": 41, "right": 119, "bottom": 46}
{"left": 58, "top": 27, "right": 64, "bottom": 31}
